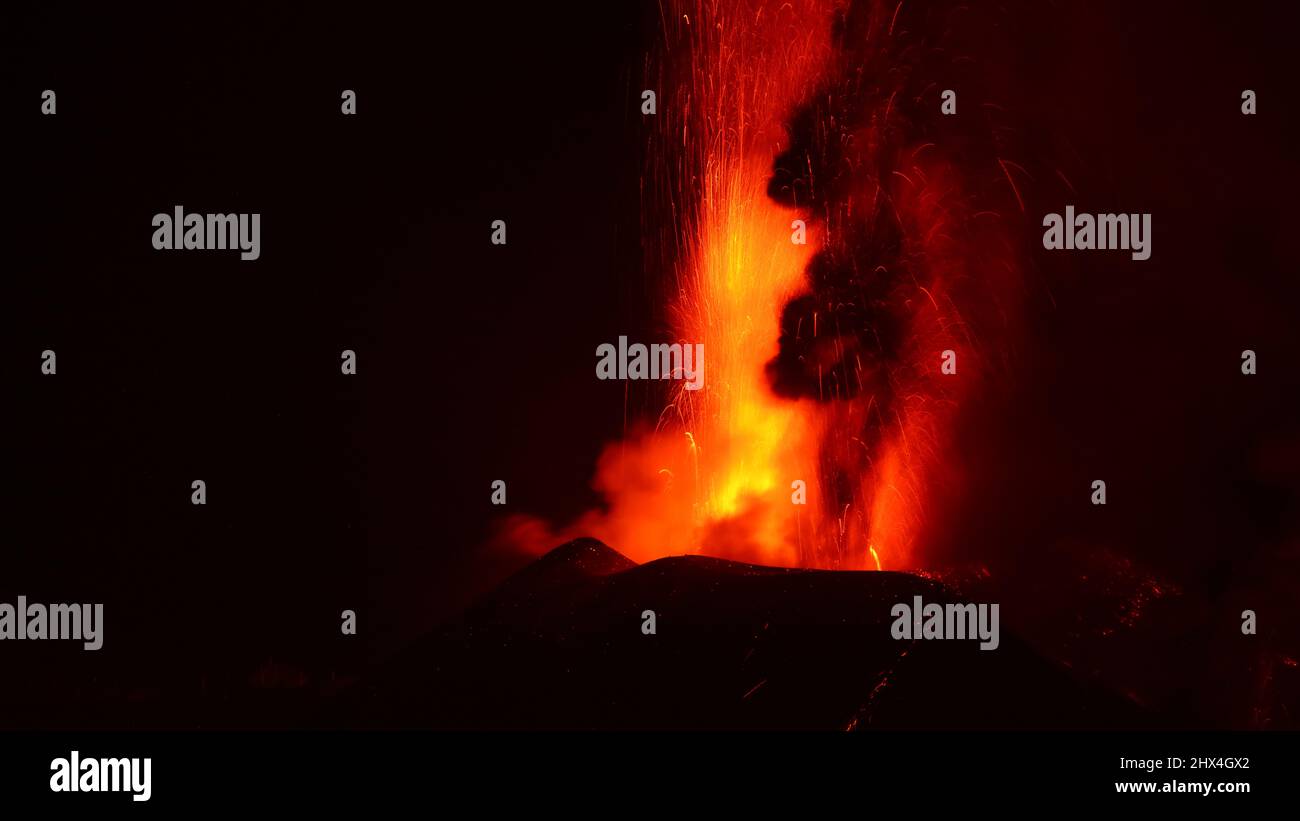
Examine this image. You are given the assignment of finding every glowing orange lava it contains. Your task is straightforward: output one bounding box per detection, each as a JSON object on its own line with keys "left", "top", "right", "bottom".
{"left": 500, "top": 0, "right": 1002, "bottom": 571}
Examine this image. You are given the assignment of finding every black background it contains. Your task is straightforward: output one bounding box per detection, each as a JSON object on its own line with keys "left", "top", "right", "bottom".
{"left": 4, "top": 1, "right": 1300, "bottom": 730}
{"left": 5, "top": 1, "right": 646, "bottom": 724}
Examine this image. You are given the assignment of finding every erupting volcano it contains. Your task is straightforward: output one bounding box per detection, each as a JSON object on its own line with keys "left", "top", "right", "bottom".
{"left": 502, "top": 0, "right": 1027, "bottom": 572}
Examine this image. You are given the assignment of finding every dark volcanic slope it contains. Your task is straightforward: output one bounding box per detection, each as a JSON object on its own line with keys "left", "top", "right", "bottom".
{"left": 334, "top": 539, "right": 1150, "bottom": 729}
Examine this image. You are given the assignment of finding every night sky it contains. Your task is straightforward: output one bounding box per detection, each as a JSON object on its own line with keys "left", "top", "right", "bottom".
{"left": 4, "top": 1, "right": 1299, "bottom": 729}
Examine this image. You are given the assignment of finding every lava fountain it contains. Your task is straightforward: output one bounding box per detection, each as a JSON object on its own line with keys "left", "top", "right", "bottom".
{"left": 500, "top": 0, "right": 1025, "bottom": 571}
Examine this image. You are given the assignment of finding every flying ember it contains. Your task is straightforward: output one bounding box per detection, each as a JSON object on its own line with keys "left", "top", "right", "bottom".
{"left": 500, "top": 0, "right": 1025, "bottom": 573}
